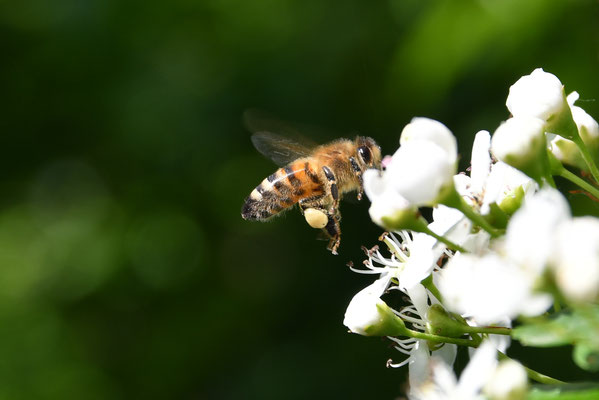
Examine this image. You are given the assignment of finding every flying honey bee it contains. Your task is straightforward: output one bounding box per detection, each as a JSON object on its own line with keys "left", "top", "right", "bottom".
{"left": 241, "top": 114, "right": 382, "bottom": 254}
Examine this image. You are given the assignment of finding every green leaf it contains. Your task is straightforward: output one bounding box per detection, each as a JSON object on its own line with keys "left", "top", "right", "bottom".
{"left": 512, "top": 314, "right": 573, "bottom": 347}
{"left": 514, "top": 306, "right": 599, "bottom": 349}
{"left": 513, "top": 305, "right": 599, "bottom": 372}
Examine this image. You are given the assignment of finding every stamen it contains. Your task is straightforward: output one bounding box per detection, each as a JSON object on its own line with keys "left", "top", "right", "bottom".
{"left": 349, "top": 265, "right": 384, "bottom": 274}
{"left": 388, "top": 336, "right": 416, "bottom": 350}
{"left": 386, "top": 356, "right": 412, "bottom": 368}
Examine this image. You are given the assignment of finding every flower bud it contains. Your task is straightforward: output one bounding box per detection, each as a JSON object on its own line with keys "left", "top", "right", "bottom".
{"left": 506, "top": 68, "right": 565, "bottom": 121}
{"left": 400, "top": 117, "right": 458, "bottom": 165}
{"left": 392, "top": 140, "right": 456, "bottom": 205}
{"left": 484, "top": 359, "right": 528, "bottom": 400}
{"left": 491, "top": 116, "right": 548, "bottom": 184}
{"left": 363, "top": 169, "right": 415, "bottom": 229}
{"left": 343, "top": 277, "right": 407, "bottom": 336}
{"left": 569, "top": 92, "right": 599, "bottom": 161}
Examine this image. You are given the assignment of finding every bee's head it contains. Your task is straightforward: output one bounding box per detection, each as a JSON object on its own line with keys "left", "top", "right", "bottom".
{"left": 355, "top": 136, "right": 382, "bottom": 170}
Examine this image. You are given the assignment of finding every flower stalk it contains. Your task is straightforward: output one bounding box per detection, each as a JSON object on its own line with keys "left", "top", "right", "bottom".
{"left": 572, "top": 135, "right": 599, "bottom": 184}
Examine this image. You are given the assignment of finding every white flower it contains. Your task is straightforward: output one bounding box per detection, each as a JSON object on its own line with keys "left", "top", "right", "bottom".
{"left": 392, "top": 140, "right": 456, "bottom": 205}
{"left": 365, "top": 118, "right": 458, "bottom": 208}
{"left": 354, "top": 232, "right": 440, "bottom": 292}
{"left": 546, "top": 92, "right": 599, "bottom": 170}
{"left": 437, "top": 253, "right": 552, "bottom": 325}
{"left": 483, "top": 162, "right": 536, "bottom": 215}
{"left": 442, "top": 130, "right": 532, "bottom": 251}
{"left": 454, "top": 130, "right": 536, "bottom": 215}
{"left": 569, "top": 92, "right": 599, "bottom": 145}
{"left": 343, "top": 275, "right": 405, "bottom": 336}
{"left": 484, "top": 359, "right": 528, "bottom": 400}
{"left": 409, "top": 341, "right": 499, "bottom": 400}
{"left": 400, "top": 117, "right": 458, "bottom": 165}
{"left": 506, "top": 68, "right": 565, "bottom": 121}
{"left": 503, "top": 187, "right": 570, "bottom": 277}
{"left": 430, "top": 205, "right": 492, "bottom": 254}
{"left": 469, "top": 130, "right": 493, "bottom": 196}
{"left": 363, "top": 168, "right": 412, "bottom": 227}
{"left": 491, "top": 116, "right": 547, "bottom": 177}
{"left": 551, "top": 217, "right": 599, "bottom": 303}
{"left": 408, "top": 340, "right": 458, "bottom": 391}
{"left": 353, "top": 204, "right": 476, "bottom": 293}
{"left": 363, "top": 118, "right": 459, "bottom": 224}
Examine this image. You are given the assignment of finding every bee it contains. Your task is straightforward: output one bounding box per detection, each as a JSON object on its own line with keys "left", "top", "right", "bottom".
{"left": 241, "top": 127, "right": 382, "bottom": 255}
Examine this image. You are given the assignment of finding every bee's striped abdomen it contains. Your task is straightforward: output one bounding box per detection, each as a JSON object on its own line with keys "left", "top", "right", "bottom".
{"left": 241, "top": 161, "right": 323, "bottom": 221}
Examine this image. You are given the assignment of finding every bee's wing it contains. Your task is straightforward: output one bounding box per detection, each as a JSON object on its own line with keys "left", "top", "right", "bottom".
{"left": 250, "top": 132, "right": 314, "bottom": 166}
{"left": 244, "top": 109, "right": 319, "bottom": 166}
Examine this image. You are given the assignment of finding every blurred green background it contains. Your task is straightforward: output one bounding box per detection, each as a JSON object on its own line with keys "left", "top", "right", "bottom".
{"left": 1, "top": 0, "right": 599, "bottom": 398}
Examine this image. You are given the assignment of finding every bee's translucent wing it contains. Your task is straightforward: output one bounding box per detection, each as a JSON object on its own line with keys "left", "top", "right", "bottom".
{"left": 244, "top": 109, "right": 319, "bottom": 166}
{"left": 250, "top": 132, "right": 314, "bottom": 166}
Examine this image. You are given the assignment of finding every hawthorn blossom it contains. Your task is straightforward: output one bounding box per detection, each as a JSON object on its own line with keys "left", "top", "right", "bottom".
{"left": 551, "top": 217, "right": 599, "bottom": 303}
{"left": 547, "top": 92, "right": 599, "bottom": 170}
{"left": 437, "top": 252, "right": 552, "bottom": 325}
{"left": 502, "top": 187, "right": 570, "bottom": 277}
{"left": 400, "top": 117, "right": 458, "bottom": 165}
{"left": 343, "top": 68, "right": 599, "bottom": 397}
{"left": 483, "top": 359, "right": 528, "bottom": 400}
{"left": 362, "top": 167, "right": 413, "bottom": 228}
{"left": 409, "top": 341, "right": 499, "bottom": 400}
{"left": 392, "top": 140, "right": 456, "bottom": 205}
{"left": 363, "top": 118, "right": 458, "bottom": 217}
{"left": 506, "top": 68, "right": 565, "bottom": 121}
{"left": 491, "top": 116, "right": 548, "bottom": 182}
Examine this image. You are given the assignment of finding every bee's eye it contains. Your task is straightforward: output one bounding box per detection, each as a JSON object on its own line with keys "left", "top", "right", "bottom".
{"left": 358, "top": 146, "right": 372, "bottom": 165}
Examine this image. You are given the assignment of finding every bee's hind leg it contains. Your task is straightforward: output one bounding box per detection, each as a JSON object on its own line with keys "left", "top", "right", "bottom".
{"left": 298, "top": 195, "right": 326, "bottom": 213}
{"left": 299, "top": 194, "right": 341, "bottom": 254}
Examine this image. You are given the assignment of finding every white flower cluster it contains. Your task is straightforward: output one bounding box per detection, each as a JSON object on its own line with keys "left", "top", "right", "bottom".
{"left": 342, "top": 68, "right": 599, "bottom": 399}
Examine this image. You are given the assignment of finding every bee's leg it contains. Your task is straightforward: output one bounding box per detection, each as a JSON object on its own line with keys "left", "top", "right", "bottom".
{"left": 322, "top": 166, "right": 339, "bottom": 214}
{"left": 349, "top": 156, "right": 363, "bottom": 200}
{"left": 324, "top": 211, "right": 341, "bottom": 255}
{"left": 298, "top": 195, "right": 326, "bottom": 213}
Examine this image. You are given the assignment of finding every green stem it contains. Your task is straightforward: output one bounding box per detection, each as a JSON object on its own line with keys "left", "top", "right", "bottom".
{"left": 553, "top": 300, "right": 561, "bottom": 313}
{"left": 558, "top": 167, "right": 599, "bottom": 199}
{"left": 421, "top": 275, "right": 443, "bottom": 303}
{"left": 498, "top": 351, "right": 565, "bottom": 385}
{"left": 573, "top": 136, "right": 599, "bottom": 184}
{"left": 405, "top": 329, "right": 478, "bottom": 347}
{"left": 421, "top": 225, "right": 468, "bottom": 253}
{"left": 462, "top": 325, "right": 512, "bottom": 336}
{"left": 543, "top": 171, "right": 557, "bottom": 188}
